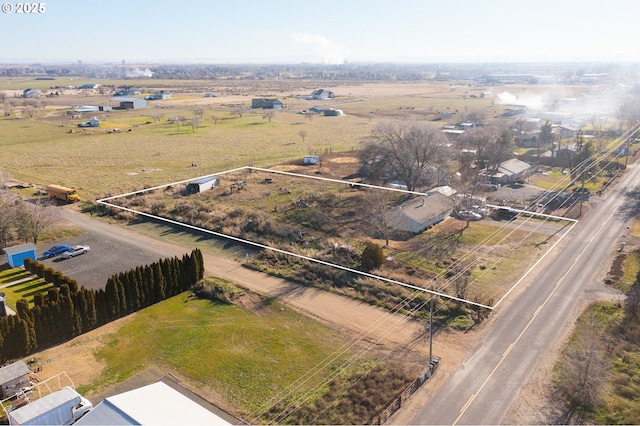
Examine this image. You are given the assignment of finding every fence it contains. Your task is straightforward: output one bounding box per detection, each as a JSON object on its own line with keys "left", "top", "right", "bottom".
{"left": 371, "top": 356, "right": 440, "bottom": 425}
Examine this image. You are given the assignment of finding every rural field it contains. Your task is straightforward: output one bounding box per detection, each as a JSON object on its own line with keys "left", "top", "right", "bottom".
{"left": 0, "top": 77, "right": 575, "bottom": 199}
{"left": 0, "top": 75, "right": 624, "bottom": 423}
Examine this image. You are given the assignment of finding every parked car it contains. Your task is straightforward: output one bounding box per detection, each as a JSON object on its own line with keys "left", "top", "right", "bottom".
{"left": 43, "top": 244, "right": 71, "bottom": 259}
{"left": 477, "top": 182, "right": 501, "bottom": 191}
{"left": 457, "top": 209, "right": 482, "bottom": 221}
{"left": 61, "top": 246, "right": 90, "bottom": 259}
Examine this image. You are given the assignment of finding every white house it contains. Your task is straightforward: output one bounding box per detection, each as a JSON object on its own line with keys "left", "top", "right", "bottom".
{"left": 483, "top": 158, "right": 532, "bottom": 184}
{"left": 386, "top": 193, "right": 453, "bottom": 234}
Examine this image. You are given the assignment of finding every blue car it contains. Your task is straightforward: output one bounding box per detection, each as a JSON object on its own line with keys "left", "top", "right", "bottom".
{"left": 43, "top": 244, "right": 71, "bottom": 259}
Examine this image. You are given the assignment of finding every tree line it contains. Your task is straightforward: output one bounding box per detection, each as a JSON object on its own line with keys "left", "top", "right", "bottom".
{"left": 0, "top": 248, "right": 204, "bottom": 363}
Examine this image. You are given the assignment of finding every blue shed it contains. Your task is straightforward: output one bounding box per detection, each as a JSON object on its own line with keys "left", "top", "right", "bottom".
{"left": 3, "top": 243, "right": 37, "bottom": 268}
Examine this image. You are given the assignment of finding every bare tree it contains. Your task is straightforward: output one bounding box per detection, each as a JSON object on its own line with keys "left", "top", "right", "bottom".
{"left": 458, "top": 108, "right": 486, "bottom": 125}
{"left": 24, "top": 99, "right": 40, "bottom": 118}
{"left": 211, "top": 114, "right": 220, "bottom": 126}
{"left": 171, "top": 116, "right": 185, "bottom": 131}
{"left": 555, "top": 310, "right": 610, "bottom": 412}
{"left": 362, "top": 190, "right": 395, "bottom": 246}
{"left": 262, "top": 110, "right": 276, "bottom": 123}
{"left": 617, "top": 95, "right": 640, "bottom": 129}
{"left": 14, "top": 198, "right": 57, "bottom": 244}
{"left": 460, "top": 125, "right": 500, "bottom": 168}
{"left": 360, "top": 121, "right": 451, "bottom": 192}
{"left": 544, "top": 94, "right": 562, "bottom": 112}
{"left": 0, "top": 199, "right": 16, "bottom": 247}
{"left": 298, "top": 130, "right": 308, "bottom": 143}
{"left": 233, "top": 105, "right": 245, "bottom": 118}
{"left": 191, "top": 116, "right": 201, "bottom": 132}
{"left": 486, "top": 129, "right": 515, "bottom": 173}
{"left": 0, "top": 92, "right": 6, "bottom": 103}
{"left": 193, "top": 107, "right": 204, "bottom": 118}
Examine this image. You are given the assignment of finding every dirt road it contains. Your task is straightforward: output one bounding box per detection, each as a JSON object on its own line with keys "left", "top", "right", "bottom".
{"left": 45, "top": 207, "right": 483, "bottom": 395}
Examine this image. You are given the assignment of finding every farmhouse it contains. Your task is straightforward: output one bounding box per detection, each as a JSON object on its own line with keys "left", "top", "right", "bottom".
{"left": 251, "top": 98, "right": 283, "bottom": 109}
{"left": 3, "top": 243, "right": 36, "bottom": 268}
{"left": 187, "top": 176, "right": 220, "bottom": 194}
{"left": 304, "top": 88, "right": 334, "bottom": 100}
{"left": 0, "top": 361, "right": 30, "bottom": 399}
{"left": 482, "top": 158, "right": 532, "bottom": 185}
{"left": 21, "top": 89, "right": 41, "bottom": 98}
{"left": 146, "top": 91, "right": 172, "bottom": 100}
{"left": 110, "top": 97, "right": 147, "bottom": 110}
{"left": 386, "top": 192, "right": 453, "bottom": 234}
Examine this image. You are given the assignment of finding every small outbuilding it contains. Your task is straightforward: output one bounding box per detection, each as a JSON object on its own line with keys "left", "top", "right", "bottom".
{"left": 303, "top": 156, "right": 320, "bottom": 165}
{"left": 110, "top": 97, "right": 147, "bottom": 110}
{"left": 187, "top": 176, "right": 220, "bottom": 194}
{"left": 0, "top": 361, "right": 30, "bottom": 398}
{"left": 3, "top": 243, "right": 36, "bottom": 268}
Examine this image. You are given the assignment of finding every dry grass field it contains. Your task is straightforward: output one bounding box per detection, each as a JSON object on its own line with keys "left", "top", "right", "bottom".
{"left": 0, "top": 78, "right": 514, "bottom": 200}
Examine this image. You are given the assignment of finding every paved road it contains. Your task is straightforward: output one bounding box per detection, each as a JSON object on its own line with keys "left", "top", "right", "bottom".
{"left": 410, "top": 165, "right": 640, "bottom": 423}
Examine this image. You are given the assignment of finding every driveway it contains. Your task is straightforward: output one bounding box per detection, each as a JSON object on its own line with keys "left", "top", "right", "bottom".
{"left": 491, "top": 182, "right": 546, "bottom": 205}
{"left": 39, "top": 212, "right": 187, "bottom": 291}
{"left": 45, "top": 205, "right": 428, "bottom": 350}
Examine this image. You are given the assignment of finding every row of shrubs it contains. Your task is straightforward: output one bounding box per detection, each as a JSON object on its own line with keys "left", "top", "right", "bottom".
{"left": 23, "top": 257, "right": 79, "bottom": 291}
{"left": 0, "top": 249, "right": 204, "bottom": 363}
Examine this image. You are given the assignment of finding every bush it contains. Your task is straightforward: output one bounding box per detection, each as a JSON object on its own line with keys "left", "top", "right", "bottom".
{"left": 361, "top": 243, "right": 385, "bottom": 271}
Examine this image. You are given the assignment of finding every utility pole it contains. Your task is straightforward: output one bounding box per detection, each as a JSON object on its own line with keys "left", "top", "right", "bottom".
{"left": 429, "top": 296, "right": 433, "bottom": 364}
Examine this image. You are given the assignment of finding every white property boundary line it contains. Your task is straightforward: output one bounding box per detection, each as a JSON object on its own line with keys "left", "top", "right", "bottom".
{"left": 97, "top": 166, "right": 578, "bottom": 310}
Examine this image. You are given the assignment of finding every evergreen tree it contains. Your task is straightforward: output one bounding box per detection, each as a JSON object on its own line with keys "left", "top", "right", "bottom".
{"left": 105, "top": 277, "right": 120, "bottom": 320}
{"left": 35, "top": 263, "right": 45, "bottom": 278}
{"left": 47, "top": 287, "right": 60, "bottom": 303}
{"left": 23, "top": 257, "right": 33, "bottom": 272}
{"left": 67, "top": 279, "right": 79, "bottom": 293}
{"left": 51, "top": 271, "right": 63, "bottom": 287}
{"left": 194, "top": 248, "right": 205, "bottom": 282}
{"left": 94, "top": 289, "right": 109, "bottom": 327}
{"left": 115, "top": 276, "right": 127, "bottom": 316}
{"left": 153, "top": 262, "right": 166, "bottom": 303}
{"left": 44, "top": 267, "right": 54, "bottom": 284}
{"left": 361, "top": 243, "right": 386, "bottom": 271}
{"left": 33, "top": 292, "right": 45, "bottom": 308}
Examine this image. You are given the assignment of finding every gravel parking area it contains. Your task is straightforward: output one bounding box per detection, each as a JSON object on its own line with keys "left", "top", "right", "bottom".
{"left": 37, "top": 207, "right": 189, "bottom": 291}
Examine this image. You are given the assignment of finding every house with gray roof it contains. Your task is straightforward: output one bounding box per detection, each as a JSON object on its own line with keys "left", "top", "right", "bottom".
{"left": 0, "top": 361, "right": 30, "bottom": 398}
{"left": 483, "top": 158, "right": 532, "bottom": 185}
{"left": 386, "top": 192, "right": 453, "bottom": 234}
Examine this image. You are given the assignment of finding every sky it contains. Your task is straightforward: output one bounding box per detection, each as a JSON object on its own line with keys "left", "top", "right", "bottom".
{"left": 1, "top": 0, "right": 639, "bottom": 64}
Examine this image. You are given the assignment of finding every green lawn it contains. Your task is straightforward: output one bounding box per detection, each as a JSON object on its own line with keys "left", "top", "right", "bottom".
{"left": 85, "top": 284, "right": 353, "bottom": 418}
{"left": 0, "top": 267, "right": 51, "bottom": 308}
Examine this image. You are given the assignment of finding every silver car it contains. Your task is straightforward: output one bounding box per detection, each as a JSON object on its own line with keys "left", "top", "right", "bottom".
{"left": 61, "top": 245, "right": 90, "bottom": 259}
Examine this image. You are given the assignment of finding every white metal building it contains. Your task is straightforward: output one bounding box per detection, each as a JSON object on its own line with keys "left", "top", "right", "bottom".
{"left": 75, "top": 381, "right": 231, "bottom": 425}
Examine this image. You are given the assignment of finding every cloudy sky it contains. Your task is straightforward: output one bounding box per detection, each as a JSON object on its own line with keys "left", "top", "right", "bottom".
{"left": 1, "top": 0, "right": 638, "bottom": 64}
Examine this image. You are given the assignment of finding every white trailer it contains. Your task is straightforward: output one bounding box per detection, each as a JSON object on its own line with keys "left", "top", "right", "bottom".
{"left": 187, "top": 176, "right": 220, "bottom": 194}
{"left": 8, "top": 387, "right": 92, "bottom": 425}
